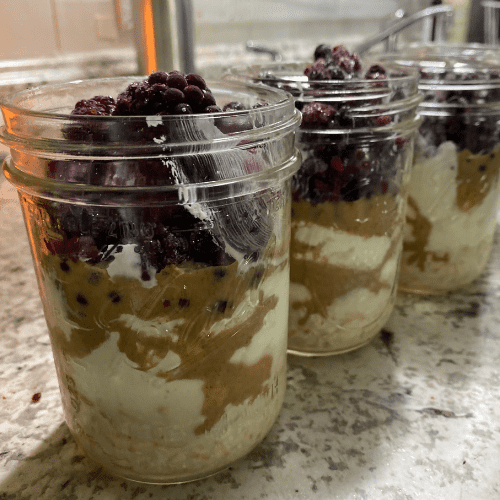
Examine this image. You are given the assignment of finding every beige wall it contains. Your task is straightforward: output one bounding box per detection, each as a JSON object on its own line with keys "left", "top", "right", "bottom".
{"left": 0, "top": 0, "right": 133, "bottom": 60}
{"left": 0, "top": 0, "right": 398, "bottom": 61}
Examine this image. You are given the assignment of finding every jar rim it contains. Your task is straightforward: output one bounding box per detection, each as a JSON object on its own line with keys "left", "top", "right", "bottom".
{"left": 0, "top": 77, "right": 300, "bottom": 157}
{"left": 0, "top": 76, "right": 294, "bottom": 119}
{"left": 225, "top": 60, "right": 422, "bottom": 135}
{"left": 224, "top": 60, "right": 422, "bottom": 118}
{"left": 225, "top": 60, "right": 420, "bottom": 87}
{"left": 380, "top": 42, "right": 500, "bottom": 90}
{"left": 0, "top": 77, "right": 302, "bottom": 202}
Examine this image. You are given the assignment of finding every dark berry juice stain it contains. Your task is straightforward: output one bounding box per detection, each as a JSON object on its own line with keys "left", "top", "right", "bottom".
{"left": 418, "top": 408, "right": 473, "bottom": 419}
{"left": 380, "top": 328, "right": 397, "bottom": 364}
{"left": 419, "top": 407, "right": 457, "bottom": 418}
{"left": 108, "top": 291, "right": 121, "bottom": 304}
{"left": 60, "top": 261, "right": 70, "bottom": 273}
{"left": 213, "top": 269, "right": 227, "bottom": 281}
{"left": 380, "top": 328, "right": 393, "bottom": 348}
{"left": 217, "top": 300, "right": 228, "bottom": 313}
{"left": 178, "top": 298, "right": 190, "bottom": 308}
{"left": 76, "top": 294, "right": 89, "bottom": 306}
{"left": 449, "top": 301, "right": 481, "bottom": 321}
{"left": 87, "top": 272, "right": 101, "bottom": 285}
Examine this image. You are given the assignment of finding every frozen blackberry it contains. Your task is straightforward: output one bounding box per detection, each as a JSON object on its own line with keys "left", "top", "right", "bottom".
{"left": 147, "top": 71, "right": 169, "bottom": 85}
{"left": 365, "top": 64, "right": 387, "bottom": 80}
{"left": 304, "top": 59, "right": 331, "bottom": 81}
{"left": 133, "top": 207, "right": 234, "bottom": 272}
{"left": 314, "top": 44, "right": 332, "bottom": 61}
{"left": 164, "top": 87, "right": 185, "bottom": 107}
{"left": 58, "top": 71, "right": 272, "bottom": 267}
{"left": 201, "top": 89, "right": 217, "bottom": 107}
{"left": 166, "top": 71, "right": 188, "bottom": 89}
{"left": 63, "top": 95, "right": 117, "bottom": 142}
{"left": 293, "top": 131, "right": 404, "bottom": 204}
{"left": 415, "top": 62, "right": 500, "bottom": 154}
{"left": 172, "top": 103, "right": 193, "bottom": 115}
{"left": 203, "top": 105, "right": 222, "bottom": 113}
{"left": 183, "top": 85, "right": 204, "bottom": 107}
{"left": 72, "top": 96, "right": 116, "bottom": 116}
{"left": 324, "top": 61, "right": 345, "bottom": 80}
{"left": 331, "top": 45, "right": 362, "bottom": 75}
{"left": 301, "top": 102, "right": 336, "bottom": 125}
{"left": 63, "top": 71, "right": 226, "bottom": 144}
{"left": 293, "top": 45, "right": 412, "bottom": 206}
{"left": 305, "top": 45, "right": 362, "bottom": 81}
{"left": 186, "top": 73, "right": 207, "bottom": 89}
{"left": 95, "top": 71, "right": 221, "bottom": 117}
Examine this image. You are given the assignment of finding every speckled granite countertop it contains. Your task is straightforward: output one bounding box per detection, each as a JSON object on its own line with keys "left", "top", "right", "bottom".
{"left": 1, "top": 171, "right": 499, "bottom": 500}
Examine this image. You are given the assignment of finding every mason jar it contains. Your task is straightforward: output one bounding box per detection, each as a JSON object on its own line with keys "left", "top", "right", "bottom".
{"left": 0, "top": 77, "right": 301, "bottom": 483}
{"left": 383, "top": 44, "right": 500, "bottom": 294}
{"left": 226, "top": 61, "right": 421, "bottom": 356}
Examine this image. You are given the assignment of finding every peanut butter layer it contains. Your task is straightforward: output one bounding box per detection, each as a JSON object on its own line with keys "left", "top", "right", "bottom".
{"left": 404, "top": 146, "right": 500, "bottom": 272}
{"left": 290, "top": 195, "right": 400, "bottom": 326}
{"left": 457, "top": 147, "right": 500, "bottom": 212}
{"left": 41, "top": 253, "right": 280, "bottom": 434}
{"left": 292, "top": 193, "right": 400, "bottom": 237}
{"left": 403, "top": 196, "right": 450, "bottom": 272}
{"left": 158, "top": 291, "right": 277, "bottom": 435}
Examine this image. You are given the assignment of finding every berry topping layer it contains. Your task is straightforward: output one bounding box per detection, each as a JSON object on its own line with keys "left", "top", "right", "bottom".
{"left": 75, "top": 71, "right": 221, "bottom": 117}
{"left": 305, "top": 44, "right": 363, "bottom": 80}
{"left": 385, "top": 47, "right": 500, "bottom": 154}
{"left": 291, "top": 45, "right": 411, "bottom": 205}
{"left": 52, "top": 72, "right": 278, "bottom": 266}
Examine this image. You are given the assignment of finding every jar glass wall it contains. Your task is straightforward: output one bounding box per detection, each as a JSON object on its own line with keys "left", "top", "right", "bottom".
{"left": 226, "top": 60, "right": 422, "bottom": 356}
{"left": 0, "top": 77, "right": 301, "bottom": 483}
{"left": 384, "top": 44, "right": 500, "bottom": 294}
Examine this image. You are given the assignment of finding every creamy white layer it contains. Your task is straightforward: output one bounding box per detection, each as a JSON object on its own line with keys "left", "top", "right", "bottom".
{"left": 289, "top": 221, "right": 400, "bottom": 355}
{"left": 401, "top": 140, "right": 500, "bottom": 291}
{"left": 106, "top": 243, "right": 158, "bottom": 288}
{"left": 57, "top": 256, "right": 289, "bottom": 482}
{"left": 408, "top": 141, "right": 499, "bottom": 253}
{"left": 293, "top": 222, "right": 393, "bottom": 271}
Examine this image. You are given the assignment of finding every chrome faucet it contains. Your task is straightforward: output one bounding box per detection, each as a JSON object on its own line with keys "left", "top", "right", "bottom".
{"left": 354, "top": 4, "right": 454, "bottom": 55}
{"left": 245, "top": 41, "right": 283, "bottom": 62}
{"left": 483, "top": 0, "right": 500, "bottom": 45}
{"left": 132, "top": 0, "right": 195, "bottom": 75}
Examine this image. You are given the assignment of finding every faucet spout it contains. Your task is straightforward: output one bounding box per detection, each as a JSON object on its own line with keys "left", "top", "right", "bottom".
{"left": 132, "top": 0, "right": 195, "bottom": 75}
{"left": 354, "top": 5, "right": 454, "bottom": 55}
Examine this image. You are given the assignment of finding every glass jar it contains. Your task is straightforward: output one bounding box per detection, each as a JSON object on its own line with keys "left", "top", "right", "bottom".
{"left": 226, "top": 61, "right": 422, "bottom": 356}
{"left": 383, "top": 44, "right": 500, "bottom": 294}
{"left": 0, "top": 77, "right": 301, "bottom": 483}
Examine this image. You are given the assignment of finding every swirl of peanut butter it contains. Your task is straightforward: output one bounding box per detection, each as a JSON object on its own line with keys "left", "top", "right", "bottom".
{"left": 403, "top": 196, "right": 450, "bottom": 272}
{"left": 41, "top": 250, "right": 282, "bottom": 434}
{"left": 403, "top": 146, "right": 500, "bottom": 272}
{"left": 457, "top": 147, "right": 500, "bottom": 212}
{"left": 290, "top": 194, "right": 401, "bottom": 324}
